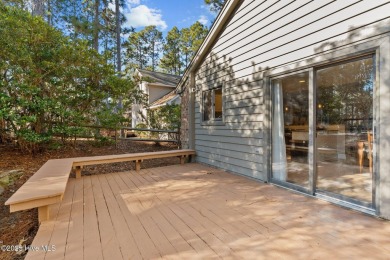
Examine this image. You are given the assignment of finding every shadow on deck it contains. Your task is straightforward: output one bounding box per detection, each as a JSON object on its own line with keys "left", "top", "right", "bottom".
{"left": 26, "top": 163, "right": 390, "bottom": 259}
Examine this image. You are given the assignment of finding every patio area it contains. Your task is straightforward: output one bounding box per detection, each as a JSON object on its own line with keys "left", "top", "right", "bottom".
{"left": 26, "top": 163, "right": 390, "bottom": 259}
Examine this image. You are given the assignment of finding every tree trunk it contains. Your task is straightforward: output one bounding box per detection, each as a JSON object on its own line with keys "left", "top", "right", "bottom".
{"left": 47, "top": 0, "right": 52, "bottom": 25}
{"left": 32, "top": 0, "right": 45, "bottom": 17}
{"left": 151, "top": 41, "right": 155, "bottom": 71}
{"left": 115, "top": 0, "right": 121, "bottom": 73}
{"left": 115, "top": 0, "right": 124, "bottom": 137}
{"left": 93, "top": 0, "right": 100, "bottom": 51}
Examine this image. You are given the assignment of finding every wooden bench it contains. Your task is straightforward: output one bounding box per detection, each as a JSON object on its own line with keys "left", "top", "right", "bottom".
{"left": 72, "top": 149, "right": 195, "bottom": 178}
{"left": 4, "top": 159, "right": 74, "bottom": 223}
{"left": 5, "top": 149, "right": 195, "bottom": 222}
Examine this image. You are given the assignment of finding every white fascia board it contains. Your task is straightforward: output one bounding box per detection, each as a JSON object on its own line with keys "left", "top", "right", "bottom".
{"left": 148, "top": 82, "right": 176, "bottom": 88}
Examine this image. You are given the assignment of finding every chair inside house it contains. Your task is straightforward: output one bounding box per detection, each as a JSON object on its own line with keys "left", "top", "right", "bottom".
{"left": 358, "top": 131, "right": 373, "bottom": 174}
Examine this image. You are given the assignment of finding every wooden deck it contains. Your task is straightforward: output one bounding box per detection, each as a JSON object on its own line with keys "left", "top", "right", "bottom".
{"left": 26, "top": 163, "right": 390, "bottom": 259}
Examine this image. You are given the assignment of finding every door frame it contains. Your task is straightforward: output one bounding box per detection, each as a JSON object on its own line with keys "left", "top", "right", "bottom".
{"left": 313, "top": 54, "right": 377, "bottom": 210}
{"left": 267, "top": 68, "right": 313, "bottom": 195}
{"left": 264, "top": 36, "right": 387, "bottom": 215}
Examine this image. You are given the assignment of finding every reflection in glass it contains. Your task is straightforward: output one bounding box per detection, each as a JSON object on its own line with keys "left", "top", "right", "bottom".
{"left": 215, "top": 88, "right": 223, "bottom": 119}
{"left": 203, "top": 91, "right": 212, "bottom": 121}
{"left": 316, "top": 57, "right": 374, "bottom": 205}
{"left": 272, "top": 72, "right": 309, "bottom": 188}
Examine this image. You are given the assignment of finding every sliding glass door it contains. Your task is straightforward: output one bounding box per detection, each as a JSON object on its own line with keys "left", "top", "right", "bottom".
{"left": 271, "top": 72, "right": 310, "bottom": 191}
{"left": 271, "top": 55, "right": 375, "bottom": 207}
{"left": 315, "top": 56, "right": 374, "bottom": 206}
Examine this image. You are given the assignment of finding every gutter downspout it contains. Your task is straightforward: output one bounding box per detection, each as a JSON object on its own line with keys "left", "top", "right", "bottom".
{"left": 189, "top": 72, "right": 196, "bottom": 161}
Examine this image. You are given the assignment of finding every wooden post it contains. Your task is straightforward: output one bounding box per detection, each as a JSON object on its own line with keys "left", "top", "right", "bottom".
{"left": 75, "top": 166, "right": 82, "bottom": 179}
{"left": 357, "top": 141, "right": 364, "bottom": 173}
{"left": 135, "top": 160, "right": 141, "bottom": 171}
{"left": 115, "top": 126, "right": 118, "bottom": 149}
{"left": 38, "top": 206, "right": 49, "bottom": 223}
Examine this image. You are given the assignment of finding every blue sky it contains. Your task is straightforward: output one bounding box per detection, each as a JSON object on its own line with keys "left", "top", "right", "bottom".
{"left": 120, "top": 0, "right": 217, "bottom": 33}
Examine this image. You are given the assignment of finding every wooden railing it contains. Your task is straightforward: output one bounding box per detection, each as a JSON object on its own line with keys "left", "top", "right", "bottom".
{"left": 119, "top": 127, "right": 180, "bottom": 143}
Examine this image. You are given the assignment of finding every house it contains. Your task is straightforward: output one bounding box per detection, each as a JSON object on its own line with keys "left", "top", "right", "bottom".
{"left": 132, "top": 69, "right": 181, "bottom": 128}
{"left": 177, "top": 0, "right": 390, "bottom": 219}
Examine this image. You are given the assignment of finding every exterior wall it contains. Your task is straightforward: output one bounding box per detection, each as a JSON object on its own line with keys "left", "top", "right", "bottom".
{"left": 168, "top": 95, "right": 181, "bottom": 106}
{"left": 180, "top": 78, "right": 191, "bottom": 149}
{"left": 131, "top": 103, "right": 144, "bottom": 128}
{"left": 132, "top": 83, "right": 175, "bottom": 127}
{"left": 131, "top": 82, "right": 148, "bottom": 128}
{"left": 148, "top": 85, "right": 174, "bottom": 103}
{"left": 192, "top": 0, "right": 390, "bottom": 217}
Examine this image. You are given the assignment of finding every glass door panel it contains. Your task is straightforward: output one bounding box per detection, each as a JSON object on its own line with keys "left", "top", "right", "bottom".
{"left": 272, "top": 72, "right": 310, "bottom": 189}
{"left": 315, "top": 56, "right": 374, "bottom": 205}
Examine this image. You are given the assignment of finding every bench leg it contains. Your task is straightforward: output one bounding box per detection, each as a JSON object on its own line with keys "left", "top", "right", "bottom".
{"left": 135, "top": 160, "right": 141, "bottom": 171}
{"left": 75, "top": 166, "right": 82, "bottom": 179}
{"left": 38, "top": 206, "right": 49, "bottom": 223}
{"left": 179, "top": 156, "right": 185, "bottom": 165}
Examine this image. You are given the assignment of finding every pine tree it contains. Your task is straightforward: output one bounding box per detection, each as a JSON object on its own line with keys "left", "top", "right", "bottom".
{"left": 204, "top": 0, "right": 226, "bottom": 13}
{"left": 143, "top": 26, "right": 163, "bottom": 71}
{"left": 125, "top": 26, "right": 163, "bottom": 71}
{"left": 180, "top": 21, "right": 208, "bottom": 68}
{"left": 160, "top": 26, "right": 182, "bottom": 75}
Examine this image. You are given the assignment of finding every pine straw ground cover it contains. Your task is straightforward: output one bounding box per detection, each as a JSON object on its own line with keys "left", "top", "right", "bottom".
{"left": 0, "top": 140, "right": 178, "bottom": 260}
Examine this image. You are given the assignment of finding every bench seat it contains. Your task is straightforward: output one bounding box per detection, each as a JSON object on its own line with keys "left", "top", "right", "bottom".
{"left": 72, "top": 149, "right": 195, "bottom": 171}
{"left": 5, "top": 149, "right": 196, "bottom": 222}
{"left": 4, "top": 159, "right": 73, "bottom": 221}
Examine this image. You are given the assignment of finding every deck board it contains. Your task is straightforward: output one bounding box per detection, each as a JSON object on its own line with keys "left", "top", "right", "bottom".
{"left": 100, "top": 174, "right": 142, "bottom": 260}
{"left": 64, "top": 178, "right": 84, "bottom": 260}
{"left": 82, "top": 176, "right": 103, "bottom": 260}
{"left": 91, "top": 175, "right": 123, "bottom": 260}
{"left": 25, "top": 163, "right": 390, "bottom": 259}
{"left": 24, "top": 203, "right": 61, "bottom": 260}
{"left": 45, "top": 178, "right": 75, "bottom": 260}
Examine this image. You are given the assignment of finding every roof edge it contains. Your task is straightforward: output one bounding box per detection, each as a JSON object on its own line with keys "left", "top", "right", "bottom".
{"left": 176, "top": 0, "right": 241, "bottom": 88}
{"left": 148, "top": 82, "right": 176, "bottom": 88}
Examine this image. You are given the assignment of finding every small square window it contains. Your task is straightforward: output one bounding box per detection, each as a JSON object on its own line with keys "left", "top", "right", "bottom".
{"left": 202, "top": 86, "right": 223, "bottom": 122}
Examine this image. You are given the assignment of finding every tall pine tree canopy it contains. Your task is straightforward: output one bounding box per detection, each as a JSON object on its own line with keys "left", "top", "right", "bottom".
{"left": 159, "top": 22, "right": 208, "bottom": 75}
{"left": 160, "top": 26, "right": 182, "bottom": 75}
{"left": 0, "top": 4, "right": 137, "bottom": 153}
{"left": 124, "top": 25, "right": 163, "bottom": 71}
{"left": 0, "top": 0, "right": 211, "bottom": 152}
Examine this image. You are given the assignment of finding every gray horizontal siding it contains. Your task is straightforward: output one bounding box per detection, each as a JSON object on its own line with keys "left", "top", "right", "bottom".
{"left": 194, "top": 113, "right": 263, "bottom": 123}
{"left": 201, "top": 0, "right": 388, "bottom": 72}
{"left": 196, "top": 145, "right": 263, "bottom": 163}
{"left": 195, "top": 105, "right": 263, "bottom": 118}
{"left": 194, "top": 121, "right": 262, "bottom": 130}
{"left": 195, "top": 128, "right": 262, "bottom": 138}
{"left": 217, "top": 0, "right": 300, "bottom": 45}
{"left": 195, "top": 105, "right": 264, "bottom": 119}
{"left": 195, "top": 134, "right": 262, "bottom": 146}
{"left": 211, "top": 0, "right": 325, "bottom": 54}
{"left": 224, "top": 106, "right": 264, "bottom": 116}
{"left": 196, "top": 151, "right": 262, "bottom": 171}
{"left": 196, "top": 156, "right": 265, "bottom": 180}
{"left": 193, "top": 0, "right": 389, "bottom": 180}
{"left": 223, "top": 114, "right": 264, "bottom": 123}
{"left": 222, "top": 0, "right": 257, "bottom": 29}
{"left": 225, "top": 98, "right": 263, "bottom": 109}
{"left": 195, "top": 140, "right": 263, "bottom": 155}
{"left": 197, "top": 1, "right": 390, "bottom": 83}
